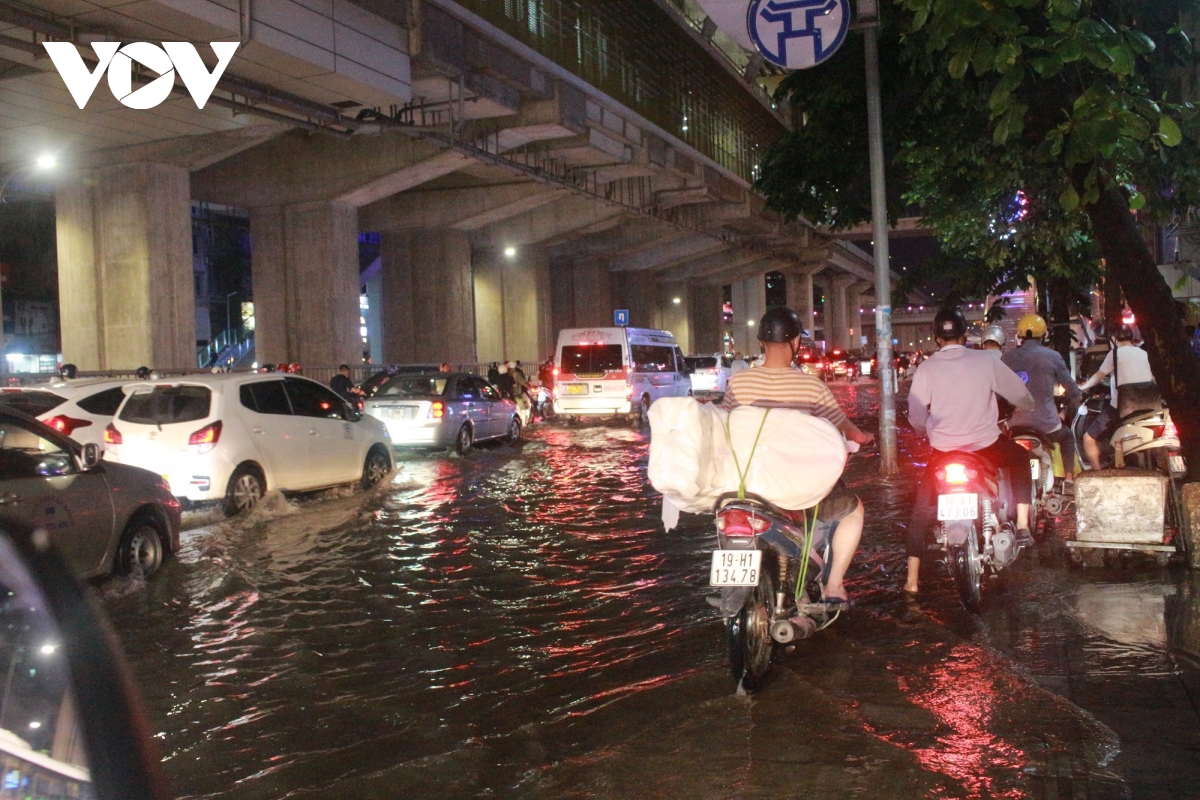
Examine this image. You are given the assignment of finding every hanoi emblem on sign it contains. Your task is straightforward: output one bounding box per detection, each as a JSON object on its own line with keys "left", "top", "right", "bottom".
{"left": 747, "top": 0, "right": 850, "bottom": 70}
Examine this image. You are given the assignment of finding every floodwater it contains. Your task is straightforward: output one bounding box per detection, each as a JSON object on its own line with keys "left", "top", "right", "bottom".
{"left": 97, "top": 383, "right": 1200, "bottom": 799}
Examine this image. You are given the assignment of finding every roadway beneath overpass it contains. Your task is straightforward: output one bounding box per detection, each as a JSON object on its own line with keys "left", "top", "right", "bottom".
{"left": 2, "top": 0, "right": 901, "bottom": 368}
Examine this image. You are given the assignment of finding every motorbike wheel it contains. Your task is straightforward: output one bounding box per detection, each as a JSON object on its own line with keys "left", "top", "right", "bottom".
{"left": 727, "top": 565, "right": 776, "bottom": 692}
{"left": 948, "top": 525, "right": 984, "bottom": 612}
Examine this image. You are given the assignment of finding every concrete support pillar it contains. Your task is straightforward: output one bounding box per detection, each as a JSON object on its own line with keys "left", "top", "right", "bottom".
{"left": 731, "top": 275, "right": 766, "bottom": 355}
{"left": 379, "top": 229, "right": 476, "bottom": 365}
{"left": 659, "top": 280, "right": 690, "bottom": 353}
{"left": 689, "top": 283, "right": 723, "bottom": 354}
{"left": 572, "top": 259, "right": 613, "bottom": 328}
{"left": 612, "top": 271, "right": 661, "bottom": 330}
{"left": 56, "top": 163, "right": 195, "bottom": 370}
{"left": 474, "top": 245, "right": 552, "bottom": 365}
{"left": 830, "top": 276, "right": 856, "bottom": 351}
{"left": 784, "top": 268, "right": 817, "bottom": 339}
{"left": 847, "top": 283, "right": 867, "bottom": 350}
{"left": 250, "top": 201, "right": 359, "bottom": 366}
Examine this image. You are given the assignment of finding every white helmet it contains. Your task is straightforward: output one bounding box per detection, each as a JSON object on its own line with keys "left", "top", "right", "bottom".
{"left": 981, "top": 324, "right": 1006, "bottom": 348}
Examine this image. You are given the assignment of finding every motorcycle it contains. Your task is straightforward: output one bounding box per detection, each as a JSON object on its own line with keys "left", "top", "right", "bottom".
{"left": 1069, "top": 387, "right": 1187, "bottom": 564}
{"left": 1006, "top": 426, "right": 1061, "bottom": 528}
{"left": 930, "top": 450, "right": 1029, "bottom": 611}
{"left": 709, "top": 491, "right": 843, "bottom": 692}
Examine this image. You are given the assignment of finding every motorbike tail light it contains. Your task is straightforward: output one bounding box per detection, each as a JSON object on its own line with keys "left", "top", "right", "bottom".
{"left": 716, "top": 508, "right": 769, "bottom": 536}
{"left": 188, "top": 421, "right": 223, "bottom": 454}
{"left": 943, "top": 463, "right": 970, "bottom": 484}
{"left": 553, "top": 367, "right": 559, "bottom": 376}
{"left": 1015, "top": 439, "right": 1033, "bottom": 451}
{"left": 1164, "top": 420, "right": 1179, "bottom": 439}
{"left": 104, "top": 423, "right": 122, "bottom": 444}
{"left": 45, "top": 415, "right": 92, "bottom": 436}
{"left": 429, "top": 401, "right": 445, "bottom": 419}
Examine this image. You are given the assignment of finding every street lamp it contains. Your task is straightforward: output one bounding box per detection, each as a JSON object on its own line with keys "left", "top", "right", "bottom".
{"left": 0, "top": 154, "right": 57, "bottom": 203}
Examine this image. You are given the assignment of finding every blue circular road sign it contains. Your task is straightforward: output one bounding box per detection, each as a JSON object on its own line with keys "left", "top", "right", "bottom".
{"left": 747, "top": 0, "right": 851, "bottom": 70}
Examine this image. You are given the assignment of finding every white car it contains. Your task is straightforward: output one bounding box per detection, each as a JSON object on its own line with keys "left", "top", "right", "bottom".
{"left": 0, "top": 379, "right": 133, "bottom": 449}
{"left": 684, "top": 354, "right": 732, "bottom": 395}
{"left": 105, "top": 374, "right": 393, "bottom": 515}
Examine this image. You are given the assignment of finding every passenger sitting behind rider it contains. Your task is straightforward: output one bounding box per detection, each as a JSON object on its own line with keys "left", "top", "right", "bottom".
{"left": 721, "top": 307, "right": 874, "bottom": 605}
{"left": 904, "top": 308, "right": 1036, "bottom": 595}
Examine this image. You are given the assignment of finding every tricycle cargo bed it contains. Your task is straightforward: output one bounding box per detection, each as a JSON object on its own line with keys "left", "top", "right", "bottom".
{"left": 1075, "top": 469, "right": 1166, "bottom": 545}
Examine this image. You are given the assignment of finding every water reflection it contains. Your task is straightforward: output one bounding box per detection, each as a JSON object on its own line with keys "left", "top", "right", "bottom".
{"left": 0, "top": 536, "right": 91, "bottom": 799}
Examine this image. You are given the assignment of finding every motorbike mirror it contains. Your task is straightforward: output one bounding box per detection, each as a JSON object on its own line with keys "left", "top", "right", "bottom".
{"left": 0, "top": 523, "right": 169, "bottom": 800}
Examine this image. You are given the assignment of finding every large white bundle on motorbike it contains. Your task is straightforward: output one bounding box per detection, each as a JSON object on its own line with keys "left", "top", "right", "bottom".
{"left": 714, "top": 406, "right": 848, "bottom": 510}
{"left": 647, "top": 397, "right": 728, "bottom": 515}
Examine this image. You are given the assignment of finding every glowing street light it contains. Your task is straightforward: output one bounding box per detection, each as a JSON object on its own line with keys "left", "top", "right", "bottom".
{"left": 503, "top": 246, "right": 516, "bottom": 258}
{"left": 35, "top": 154, "right": 56, "bottom": 170}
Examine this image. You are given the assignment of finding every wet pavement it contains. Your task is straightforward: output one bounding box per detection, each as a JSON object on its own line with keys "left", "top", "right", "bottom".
{"left": 96, "top": 382, "right": 1200, "bottom": 799}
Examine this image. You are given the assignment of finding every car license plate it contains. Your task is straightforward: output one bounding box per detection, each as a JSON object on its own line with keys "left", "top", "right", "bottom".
{"left": 710, "top": 550, "right": 762, "bottom": 587}
{"left": 565, "top": 384, "right": 588, "bottom": 395}
{"left": 1170, "top": 455, "right": 1187, "bottom": 474}
{"left": 382, "top": 407, "right": 417, "bottom": 420}
{"left": 937, "top": 493, "right": 978, "bottom": 521}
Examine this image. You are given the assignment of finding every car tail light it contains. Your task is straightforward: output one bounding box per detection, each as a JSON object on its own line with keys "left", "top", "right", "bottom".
{"left": 429, "top": 401, "right": 445, "bottom": 419}
{"left": 943, "top": 463, "right": 970, "bottom": 484}
{"left": 716, "top": 508, "right": 770, "bottom": 536}
{"left": 45, "top": 415, "right": 92, "bottom": 436}
{"left": 104, "top": 423, "right": 122, "bottom": 444}
{"left": 188, "top": 421, "right": 223, "bottom": 453}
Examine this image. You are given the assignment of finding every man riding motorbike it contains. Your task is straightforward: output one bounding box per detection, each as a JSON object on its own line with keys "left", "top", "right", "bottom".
{"left": 1078, "top": 324, "right": 1157, "bottom": 471}
{"left": 721, "top": 307, "right": 873, "bottom": 605}
{"left": 904, "top": 308, "right": 1036, "bottom": 595}
{"left": 1001, "top": 314, "right": 1082, "bottom": 489}
{"left": 980, "top": 324, "right": 1005, "bottom": 356}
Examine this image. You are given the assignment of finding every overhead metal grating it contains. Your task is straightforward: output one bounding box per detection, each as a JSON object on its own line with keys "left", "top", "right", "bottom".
{"left": 458, "top": 0, "right": 786, "bottom": 183}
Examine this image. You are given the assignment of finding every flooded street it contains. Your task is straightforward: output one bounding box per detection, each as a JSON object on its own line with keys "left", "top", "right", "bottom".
{"left": 98, "top": 383, "right": 1200, "bottom": 799}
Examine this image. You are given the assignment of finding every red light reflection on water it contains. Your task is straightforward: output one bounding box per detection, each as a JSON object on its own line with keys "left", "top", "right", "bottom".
{"left": 866, "top": 644, "right": 1029, "bottom": 799}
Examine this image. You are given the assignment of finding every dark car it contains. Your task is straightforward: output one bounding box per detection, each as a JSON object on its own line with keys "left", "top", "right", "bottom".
{"left": 0, "top": 406, "right": 181, "bottom": 580}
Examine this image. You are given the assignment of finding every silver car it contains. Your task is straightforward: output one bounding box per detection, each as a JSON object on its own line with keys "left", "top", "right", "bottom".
{"left": 363, "top": 372, "right": 521, "bottom": 454}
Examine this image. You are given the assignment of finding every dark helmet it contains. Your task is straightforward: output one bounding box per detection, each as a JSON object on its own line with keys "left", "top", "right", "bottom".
{"left": 135, "top": 366, "right": 151, "bottom": 379}
{"left": 933, "top": 308, "right": 968, "bottom": 340}
{"left": 58, "top": 363, "right": 77, "bottom": 379}
{"left": 1112, "top": 324, "right": 1135, "bottom": 342}
{"left": 757, "top": 307, "right": 803, "bottom": 343}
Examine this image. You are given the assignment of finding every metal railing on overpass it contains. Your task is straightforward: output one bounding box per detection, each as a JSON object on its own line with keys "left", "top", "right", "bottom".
{"left": 456, "top": 0, "right": 785, "bottom": 183}
{"left": 1, "top": 364, "right": 496, "bottom": 388}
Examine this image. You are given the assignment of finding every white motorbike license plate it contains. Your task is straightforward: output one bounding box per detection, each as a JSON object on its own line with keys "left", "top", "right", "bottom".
{"left": 1029, "top": 458, "right": 1040, "bottom": 482}
{"left": 937, "top": 493, "right": 978, "bottom": 521}
{"left": 1170, "top": 455, "right": 1187, "bottom": 474}
{"left": 710, "top": 550, "right": 762, "bottom": 587}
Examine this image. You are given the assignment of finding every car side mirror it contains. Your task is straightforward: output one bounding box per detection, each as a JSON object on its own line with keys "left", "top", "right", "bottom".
{"left": 0, "top": 523, "right": 170, "bottom": 800}
{"left": 81, "top": 443, "right": 102, "bottom": 470}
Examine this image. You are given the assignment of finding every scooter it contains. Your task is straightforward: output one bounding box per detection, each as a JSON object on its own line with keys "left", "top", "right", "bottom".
{"left": 709, "top": 492, "right": 843, "bottom": 692}
{"left": 1007, "top": 426, "right": 1061, "bottom": 528}
{"left": 929, "top": 451, "right": 1029, "bottom": 611}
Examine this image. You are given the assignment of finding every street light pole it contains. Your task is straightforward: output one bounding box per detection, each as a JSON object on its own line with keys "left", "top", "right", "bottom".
{"left": 859, "top": 3, "right": 899, "bottom": 475}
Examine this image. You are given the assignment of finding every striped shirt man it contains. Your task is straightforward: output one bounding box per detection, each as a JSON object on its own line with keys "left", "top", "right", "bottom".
{"left": 721, "top": 367, "right": 850, "bottom": 431}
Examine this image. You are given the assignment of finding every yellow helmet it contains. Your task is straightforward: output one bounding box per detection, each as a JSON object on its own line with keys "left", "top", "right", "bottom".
{"left": 1016, "top": 313, "right": 1047, "bottom": 340}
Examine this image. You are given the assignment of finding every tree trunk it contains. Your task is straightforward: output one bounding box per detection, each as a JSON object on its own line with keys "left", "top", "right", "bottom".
{"left": 1085, "top": 187, "right": 1200, "bottom": 482}
{"left": 1047, "top": 276, "right": 1073, "bottom": 363}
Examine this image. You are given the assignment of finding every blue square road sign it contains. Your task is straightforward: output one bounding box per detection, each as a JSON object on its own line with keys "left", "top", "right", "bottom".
{"left": 614, "top": 309, "right": 629, "bottom": 326}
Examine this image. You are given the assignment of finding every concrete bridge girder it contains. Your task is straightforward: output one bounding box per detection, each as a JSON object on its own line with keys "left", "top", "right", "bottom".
{"left": 474, "top": 194, "right": 629, "bottom": 248}
{"left": 359, "top": 182, "right": 563, "bottom": 233}
{"left": 606, "top": 232, "right": 720, "bottom": 273}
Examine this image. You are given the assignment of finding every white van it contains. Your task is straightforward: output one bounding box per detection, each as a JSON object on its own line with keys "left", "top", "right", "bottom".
{"left": 554, "top": 327, "right": 692, "bottom": 420}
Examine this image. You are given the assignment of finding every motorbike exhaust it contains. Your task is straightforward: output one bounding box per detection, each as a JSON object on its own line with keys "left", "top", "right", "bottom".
{"left": 771, "top": 615, "right": 818, "bottom": 644}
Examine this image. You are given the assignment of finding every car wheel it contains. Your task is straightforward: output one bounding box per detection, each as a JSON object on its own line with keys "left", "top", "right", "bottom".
{"left": 506, "top": 416, "right": 522, "bottom": 445}
{"left": 224, "top": 466, "right": 265, "bottom": 517}
{"left": 116, "top": 520, "right": 164, "bottom": 578}
{"left": 453, "top": 423, "right": 473, "bottom": 456}
{"left": 361, "top": 447, "right": 391, "bottom": 489}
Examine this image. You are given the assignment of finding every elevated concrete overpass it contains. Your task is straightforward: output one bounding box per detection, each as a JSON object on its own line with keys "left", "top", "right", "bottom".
{"left": 1, "top": 0, "right": 901, "bottom": 368}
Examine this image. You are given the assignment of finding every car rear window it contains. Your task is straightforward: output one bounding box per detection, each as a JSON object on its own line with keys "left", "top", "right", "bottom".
{"left": 119, "top": 386, "right": 211, "bottom": 425}
{"left": 687, "top": 357, "right": 718, "bottom": 369}
{"left": 0, "top": 390, "right": 65, "bottom": 417}
{"left": 374, "top": 378, "right": 448, "bottom": 397}
{"left": 76, "top": 387, "right": 126, "bottom": 416}
{"left": 560, "top": 345, "right": 623, "bottom": 375}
